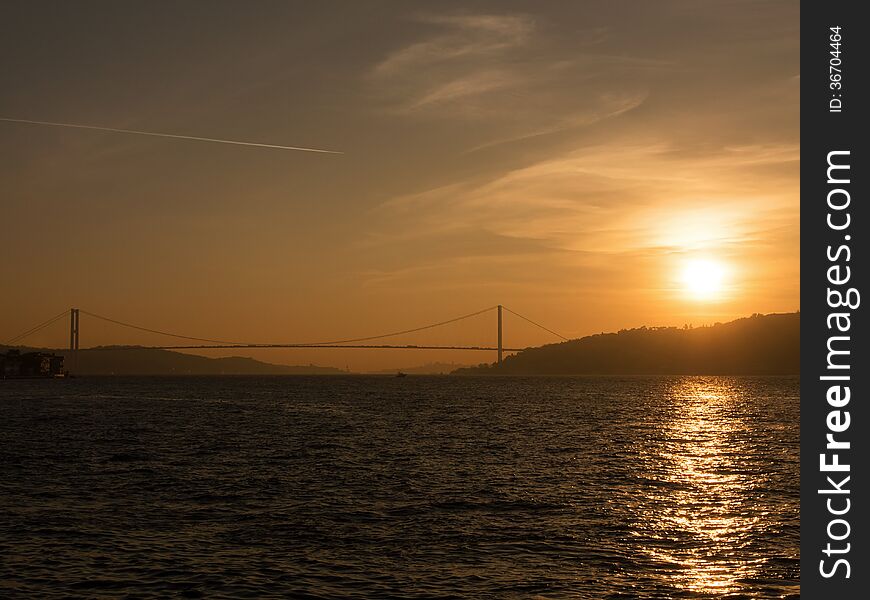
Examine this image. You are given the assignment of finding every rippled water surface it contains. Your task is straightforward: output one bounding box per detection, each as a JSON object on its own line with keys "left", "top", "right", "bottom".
{"left": 0, "top": 376, "right": 799, "bottom": 598}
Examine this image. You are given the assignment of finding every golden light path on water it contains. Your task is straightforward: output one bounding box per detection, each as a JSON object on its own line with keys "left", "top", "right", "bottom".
{"left": 632, "top": 378, "right": 768, "bottom": 596}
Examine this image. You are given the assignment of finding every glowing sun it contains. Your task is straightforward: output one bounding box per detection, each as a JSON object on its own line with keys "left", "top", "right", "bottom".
{"left": 681, "top": 259, "right": 727, "bottom": 300}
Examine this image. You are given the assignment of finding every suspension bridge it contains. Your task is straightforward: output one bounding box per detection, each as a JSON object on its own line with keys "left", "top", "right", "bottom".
{"left": 4, "top": 305, "right": 568, "bottom": 368}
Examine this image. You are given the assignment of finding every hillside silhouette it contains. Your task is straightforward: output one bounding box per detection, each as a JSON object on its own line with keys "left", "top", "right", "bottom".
{"left": 455, "top": 312, "right": 799, "bottom": 375}
{"left": 0, "top": 345, "right": 346, "bottom": 376}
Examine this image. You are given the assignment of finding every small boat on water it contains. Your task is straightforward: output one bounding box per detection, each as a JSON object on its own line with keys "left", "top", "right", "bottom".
{"left": 395, "top": 371, "right": 407, "bottom": 378}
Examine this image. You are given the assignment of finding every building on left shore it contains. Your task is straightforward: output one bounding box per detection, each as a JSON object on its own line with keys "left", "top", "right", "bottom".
{"left": 0, "top": 350, "right": 65, "bottom": 378}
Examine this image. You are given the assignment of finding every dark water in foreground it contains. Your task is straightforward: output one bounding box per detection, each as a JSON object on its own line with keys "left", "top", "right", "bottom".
{"left": 0, "top": 376, "right": 799, "bottom": 599}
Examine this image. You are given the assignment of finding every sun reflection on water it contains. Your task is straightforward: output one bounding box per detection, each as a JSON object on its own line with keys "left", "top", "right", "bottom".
{"left": 632, "top": 377, "right": 764, "bottom": 596}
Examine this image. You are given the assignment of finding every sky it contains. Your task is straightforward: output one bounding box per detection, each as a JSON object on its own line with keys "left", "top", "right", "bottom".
{"left": 0, "top": 1, "right": 799, "bottom": 370}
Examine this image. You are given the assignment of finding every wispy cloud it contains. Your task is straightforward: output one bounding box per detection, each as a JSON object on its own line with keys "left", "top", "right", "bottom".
{"left": 367, "top": 11, "right": 652, "bottom": 152}
{"left": 365, "top": 140, "right": 798, "bottom": 291}
{"left": 461, "top": 90, "right": 648, "bottom": 153}
{"left": 409, "top": 70, "right": 519, "bottom": 110}
{"left": 372, "top": 14, "right": 535, "bottom": 79}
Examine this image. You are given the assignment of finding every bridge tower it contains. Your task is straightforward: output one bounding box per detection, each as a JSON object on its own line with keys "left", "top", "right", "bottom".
{"left": 497, "top": 304, "right": 503, "bottom": 365}
{"left": 69, "top": 308, "right": 79, "bottom": 372}
{"left": 69, "top": 308, "right": 79, "bottom": 351}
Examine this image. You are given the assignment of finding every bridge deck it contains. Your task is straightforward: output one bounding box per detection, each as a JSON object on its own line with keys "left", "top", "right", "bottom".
{"left": 142, "top": 344, "right": 527, "bottom": 351}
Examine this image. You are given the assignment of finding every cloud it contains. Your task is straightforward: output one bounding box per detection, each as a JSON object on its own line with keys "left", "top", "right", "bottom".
{"left": 461, "top": 90, "right": 648, "bottom": 153}
{"left": 409, "top": 70, "right": 519, "bottom": 110}
{"left": 372, "top": 14, "right": 535, "bottom": 80}
{"left": 366, "top": 140, "right": 798, "bottom": 290}
{"left": 367, "top": 11, "right": 649, "bottom": 132}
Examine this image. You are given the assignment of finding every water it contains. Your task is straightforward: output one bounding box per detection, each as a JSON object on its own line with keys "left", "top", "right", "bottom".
{"left": 0, "top": 376, "right": 799, "bottom": 599}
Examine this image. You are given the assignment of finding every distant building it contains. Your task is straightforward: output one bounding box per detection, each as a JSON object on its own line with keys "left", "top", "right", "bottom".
{"left": 0, "top": 350, "right": 65, "bottom": 378}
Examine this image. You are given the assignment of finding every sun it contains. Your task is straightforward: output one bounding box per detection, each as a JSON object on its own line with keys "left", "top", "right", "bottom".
{"left": 681, "top": 259, "right": 727, "bottom": 300}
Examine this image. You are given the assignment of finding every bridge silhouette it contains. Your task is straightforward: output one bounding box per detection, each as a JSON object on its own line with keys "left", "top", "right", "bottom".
{"left": 6, "top": 306, "right": 568, "bottom": 366}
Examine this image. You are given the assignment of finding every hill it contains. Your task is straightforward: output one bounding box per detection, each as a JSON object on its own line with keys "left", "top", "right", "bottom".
{"left": 454, "top": 312, "right": 799, "bottom": 376}
{"left": 0, "top": 345, "right": 347, "bottom": 376}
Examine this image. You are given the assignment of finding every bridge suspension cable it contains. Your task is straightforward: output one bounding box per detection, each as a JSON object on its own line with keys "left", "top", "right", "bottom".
{"left": 79, "top": 306, "right": 502, "bottom": 348}
{"left": 80, "top": 310, "right": 249, "bottom": 345}
{"left": 299, "top": 306, "right": 499, "bottom": 346}
{"left": 3, "top": 309, "right": 70, "bottom": 345}
{"left": 501, "top": 305, "right": 569, "bottom": 341}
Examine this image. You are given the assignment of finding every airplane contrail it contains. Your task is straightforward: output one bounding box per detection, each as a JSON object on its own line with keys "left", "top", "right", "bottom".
{"left": 0, "top": 117, "right": 342, "bottom": 154}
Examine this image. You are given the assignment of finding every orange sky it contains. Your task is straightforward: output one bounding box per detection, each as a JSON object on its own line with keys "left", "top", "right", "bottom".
{"left": 0, "top": 1, "right": 799, "bottom": 370}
